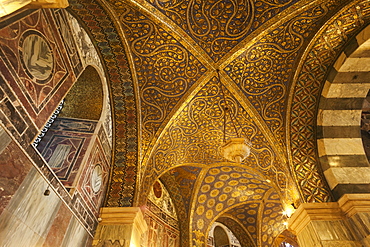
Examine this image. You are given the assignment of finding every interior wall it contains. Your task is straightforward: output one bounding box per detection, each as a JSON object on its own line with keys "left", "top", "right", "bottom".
{"left": 141, "top": 180, "right": 180, "bottom": 247}
{"left": 0, "top": 8, "right": 112, "bottom": 246}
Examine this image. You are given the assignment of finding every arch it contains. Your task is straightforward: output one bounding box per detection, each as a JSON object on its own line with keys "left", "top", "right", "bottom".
{"left": 317, "top": 25, "right": 370, "bottom": 200}
{"left": 288, "top": 0, "right": 370, "bottom": 203}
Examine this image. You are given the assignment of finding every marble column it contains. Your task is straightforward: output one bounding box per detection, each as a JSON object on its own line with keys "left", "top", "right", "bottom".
{"left": 288, "top": 198, "right": 362, "bottom": 247}
{"left": 92, "top": 207, "right": 147, "bottom": 247}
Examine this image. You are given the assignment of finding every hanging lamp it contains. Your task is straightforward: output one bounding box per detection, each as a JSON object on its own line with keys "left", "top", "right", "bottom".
{"left": 217, "top": 69, "right": 252, "bottom": 163}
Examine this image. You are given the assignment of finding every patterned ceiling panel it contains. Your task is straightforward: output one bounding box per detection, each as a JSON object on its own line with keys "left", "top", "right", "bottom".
{"left": 218, "top": 190, "right": 285, "bottom": 247}
{"left": 139, "top": 77, "right": 290, "bottom": 203}
{"left": 289, "top": 0, "right": 370, "bottom": 203}
{"left": 223, "top": 203, "right": 260, "bottom": 244}
{"left": 225, "top": 1, "right": 339, "bottom": 148}
{"left": 260, "top": 193, "right": 286, "bottom": 247}
{"left": 117, "top": 4, "right": 207, "bottom": 154}
{"left": 190, "top": 166, "right": 273, "bottom": 247}
{"left": 146, "top": 0, "right": 300, "bottom": 62}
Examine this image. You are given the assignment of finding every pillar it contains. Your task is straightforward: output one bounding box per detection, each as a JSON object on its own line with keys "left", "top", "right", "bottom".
{"left": 288, "top": 194, "right": 370, "bottom": 247}
{"left": 92, "top": 207, "right": 147, "bottom": 247}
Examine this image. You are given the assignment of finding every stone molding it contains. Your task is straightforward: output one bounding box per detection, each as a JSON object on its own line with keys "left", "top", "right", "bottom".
{"left": 289, "top": 194, "right": 370, "bottom": 234}
{"left": 338, "top": 194, "right": 370, "bottom": 218}
{"left": 288, "top": 202, "right": 343, "bottom": 234}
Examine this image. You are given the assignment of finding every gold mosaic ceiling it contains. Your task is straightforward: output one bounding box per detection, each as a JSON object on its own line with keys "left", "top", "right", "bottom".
{"left": 75, "top": 0, "right": 370, "bottom": 246}
{"left": 104, "top": 0, "right": 343, "bottom": 203}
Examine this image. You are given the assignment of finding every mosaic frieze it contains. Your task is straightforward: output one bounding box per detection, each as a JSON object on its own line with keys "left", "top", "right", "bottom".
{"left": 69, "top": 0, "right": 138, "bottom": 207}
{"left": 289, "top": 0, "right": 370, "bottom": 202}
{"left": 225, "top": 1, "right": 338, "bottom": 148}
{"left": 117, "top": 5, "right": 206, "bottom": 153}
{"left": 146, "top": 0, "right": 299, "bottom": 62}
{"left": 143, "top": 208, "right": 180, "bottom": 247}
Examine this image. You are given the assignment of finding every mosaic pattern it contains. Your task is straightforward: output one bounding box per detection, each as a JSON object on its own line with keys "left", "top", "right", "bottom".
{"left": 217, "top": 217, "right": 255, "bottom": 247}
{"left": 190, "top": 166, "right": 273, "bottom": 246}
{"left": 289, "top": 0, "right": 370, "bottom": 202}
{"left": 225, "top": 203, "right": 260, "bottom": 244}
{"left": 170, "top": 166, "right": 202, "bottom": 213}
{"left": 225, "top": 1, "right": 338, "bottom": 148}
{"left": 69, "top": 0, "right": 138, "bottom": 207}
{"left": 146, "top": 0, "right": 299, "bottom": 62}
{"left": 142, "top": 205, "right": 180, "bottom": 247}
{"left": 260, "top": 199, "right": 285, "bottom": 246}
{"left": 58, "top": 66, "right": 103, "bottom": 121}
{"left": 117, "top": 4, "right": 206, "bottom": 154}
{"left": 140, "top": 78, "right": 289, "bottom": 204}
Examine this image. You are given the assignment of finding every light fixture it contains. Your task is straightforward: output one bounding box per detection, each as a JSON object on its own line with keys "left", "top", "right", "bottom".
{"left": 282, "top": 204, "right": 295, "bottom": 218}
{"left": 217, "top": 69, "right": 252, "bottom": 163}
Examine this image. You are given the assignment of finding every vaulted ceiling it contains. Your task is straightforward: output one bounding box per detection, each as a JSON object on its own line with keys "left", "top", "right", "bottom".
{"left": 68, "top": 0, "right": 370, "bottom": 246}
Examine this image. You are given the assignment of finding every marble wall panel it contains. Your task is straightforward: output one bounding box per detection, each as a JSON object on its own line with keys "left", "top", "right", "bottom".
{"left": 42, "top": 203, "right": 73, "bottom": 247}
{"left": 98, "top": 127, "right": 112, "bottom": 163}
{"left": 0, "top": 9, "right": 75, "bottom": 129}
{"left": 0, "top": 168, "right": 61, "bottom": 246}
{"left": 78, "top": 138, "right": 110, "bottom": 216}
{"left": 36, "top": 118, "right": 97, "bottom": 187}
{"left": 0, "top": 125, "right": 11, "bottom": 154}
{"left": 0, "top": 7, "right": 104, "bottom": 240}
{"left": 0, "top": 126, "right": 33, "bottom": 215}
{"left": 53, "top": 9, "right": 83, "bottom": 77}
{"left": 61, "top": 216, "right": 90, "bottom": 247}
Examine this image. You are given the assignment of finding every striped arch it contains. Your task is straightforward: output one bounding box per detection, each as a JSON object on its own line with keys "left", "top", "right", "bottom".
{"left": 318, "top": 25, "right": 370, "bottom": 200}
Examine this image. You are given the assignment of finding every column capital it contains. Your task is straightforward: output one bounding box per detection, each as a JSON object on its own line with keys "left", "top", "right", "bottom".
{"left": 338, "top": 193, "right": 370, "bottom": 218}
{"left": 99, "top": 207, "right": 147, "bottom": 235}
{"left": 288, "top": 202, "right": 343, "bottom": 234}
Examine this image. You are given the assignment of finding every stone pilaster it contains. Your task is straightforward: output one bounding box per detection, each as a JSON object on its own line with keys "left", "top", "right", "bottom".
{"left": 92, "top": 207, "right": 147, "bottom": 247}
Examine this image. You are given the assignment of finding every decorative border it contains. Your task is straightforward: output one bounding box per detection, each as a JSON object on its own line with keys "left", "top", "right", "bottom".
{"left": 68, "top": 0, "right": 138, "bottom": 207}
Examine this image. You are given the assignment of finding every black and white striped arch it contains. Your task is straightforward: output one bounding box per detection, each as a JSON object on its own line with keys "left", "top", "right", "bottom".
{"left": 318, "top": 25, "right": 370, "bottom": 200}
